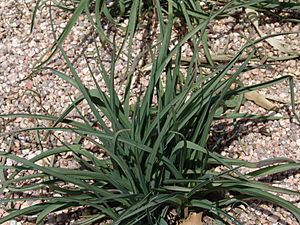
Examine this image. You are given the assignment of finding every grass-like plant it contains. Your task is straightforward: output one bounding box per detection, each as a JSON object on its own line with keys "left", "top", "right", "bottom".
{"left": 1, "top": 0, "right": 300, "bottom": 224}
{"left": 32, "top": 0, "right": 300, "bottom": 68}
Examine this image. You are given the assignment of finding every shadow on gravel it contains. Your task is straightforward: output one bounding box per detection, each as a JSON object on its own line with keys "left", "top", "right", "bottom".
{"left": 208, "top": 118, "right": 273, "bottom": 154}
{"left": 239, "top": 200, "right": 299, "bottom": 225}
{"left": 258, "top": 168, "right": 300, "bottom": 182}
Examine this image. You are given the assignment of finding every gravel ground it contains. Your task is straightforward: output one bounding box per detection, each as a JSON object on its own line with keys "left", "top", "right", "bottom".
{"left": 0, "top": 1, "right": 300, "bottom": 225}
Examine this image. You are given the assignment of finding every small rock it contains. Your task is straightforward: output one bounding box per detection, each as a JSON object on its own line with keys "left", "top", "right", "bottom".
{"left": 267, "top": 215, "right": 279, "bottom": 223}
{"left": 295, "top": 139, "right": 300, "bottom": 147}
{"left": 9, "top": 220, "right": 18, "bottom": 225}
{"left": 56, "top": 212, "right": 68, "bottom": 223}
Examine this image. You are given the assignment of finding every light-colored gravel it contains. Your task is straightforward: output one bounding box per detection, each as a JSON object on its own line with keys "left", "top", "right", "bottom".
{"left": 0, "top": 1, "right": 300, "bottom": 224}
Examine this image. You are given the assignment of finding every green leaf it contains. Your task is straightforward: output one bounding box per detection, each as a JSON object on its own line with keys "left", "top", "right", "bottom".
{"left": 36, "top": 203, "right": 67, "bottom": 224}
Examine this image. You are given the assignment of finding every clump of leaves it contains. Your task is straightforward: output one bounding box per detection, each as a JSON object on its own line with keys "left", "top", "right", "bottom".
{"left": 1, "top": 0, "right": 300, "bottom": 224}
{"left": 32, "top": 0, "right": 300, "bottom": 68}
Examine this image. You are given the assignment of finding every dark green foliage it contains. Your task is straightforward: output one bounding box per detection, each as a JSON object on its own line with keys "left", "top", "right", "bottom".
{"left": 1, "top": 0, "right": 300, "bottom": 224}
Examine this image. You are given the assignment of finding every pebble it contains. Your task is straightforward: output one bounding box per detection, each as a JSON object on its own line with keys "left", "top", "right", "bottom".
{"left": 267, "top": 215, "right": 279, "bottom": 223}
{"left": 296, "top": 139, "right": 300, "bottom": 147}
